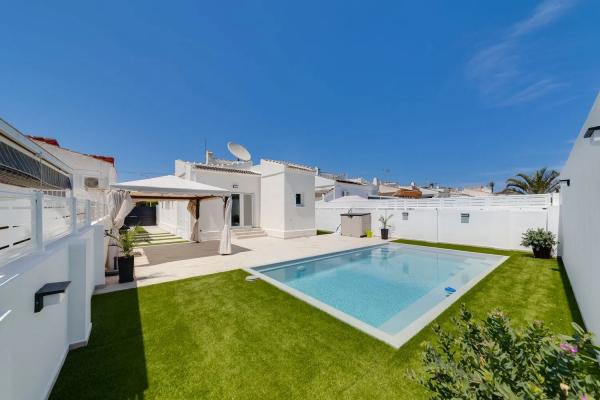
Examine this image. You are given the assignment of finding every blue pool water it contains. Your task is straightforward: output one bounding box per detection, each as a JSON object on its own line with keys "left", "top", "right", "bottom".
{"left": 252, "top": 244, "right": 503, "bottom": 336}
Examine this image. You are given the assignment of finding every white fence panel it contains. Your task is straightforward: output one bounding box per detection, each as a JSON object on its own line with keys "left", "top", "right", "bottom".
{"left": 316, "top": 194, "right": 559, "bottom": 250}
{"left": 1, "top": 190, "right": 109, "bottom": 266}
{"left": 0, "top": 192, "right": 34, "bottom": 264}
{"left": 76, "top": 199, "right": 87, "bottom": 229}
{"left": 43, "top": 196, "right": 72, "bottom": 243}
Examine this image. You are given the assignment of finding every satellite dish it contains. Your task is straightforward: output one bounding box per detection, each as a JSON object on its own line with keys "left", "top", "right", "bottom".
{"left": 227, "top": 142, "right": 251, "bottom": 161}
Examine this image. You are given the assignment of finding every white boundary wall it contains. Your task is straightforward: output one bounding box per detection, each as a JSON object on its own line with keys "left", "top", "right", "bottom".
{"left": 560, "top": 92, "right": 600, "bottom": 337}
{"left": 316, "top": 194, "right": 559, "bottom": 251}
{"left": 0, "top": 189, "right": 108, "bottom": 400}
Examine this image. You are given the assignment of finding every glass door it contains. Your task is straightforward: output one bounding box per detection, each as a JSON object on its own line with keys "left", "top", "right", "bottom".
{"left": 231, "top": 194, "right": 241, "bottom": 226}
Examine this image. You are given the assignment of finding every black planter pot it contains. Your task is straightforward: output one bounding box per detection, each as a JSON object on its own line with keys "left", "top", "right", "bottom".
{"left": 532, "top": 247, "right": 552, "bottom": 259}
{"left": 115, "top": 256, "right": 135, "bottom": 283}
{"left": 381, "top": 228, "right": 389, "bottom": 240}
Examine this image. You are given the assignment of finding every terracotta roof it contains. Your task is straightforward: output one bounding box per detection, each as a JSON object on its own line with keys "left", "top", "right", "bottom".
{"left": 89, "top": 155, "right": 115, "bottom": 165}
{"left": 393, "top": 188, "right": 423, "bottom": 198}
{"left": 263, "top": 159, "right": 315, "bottom": 172}
{"left": 193, "top": 163, "right": 260, "bottom": 175}
{"left": 28, "top": 136, "right": 60, "bottom": 146}
{"left": 28, "top": 135, "right": 116, "bottom": 166}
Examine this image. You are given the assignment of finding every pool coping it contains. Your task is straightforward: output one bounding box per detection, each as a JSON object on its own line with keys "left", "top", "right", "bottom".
{"left": 245, "top": 242, "right": 508, "bottom": 349}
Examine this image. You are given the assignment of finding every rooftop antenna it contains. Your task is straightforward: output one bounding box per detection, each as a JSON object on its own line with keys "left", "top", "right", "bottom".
{"left": 227, "top": 142, "right": 252, "bottom": 161}
{"left": 204, "top": 138, "right": 207, "bottom": 163}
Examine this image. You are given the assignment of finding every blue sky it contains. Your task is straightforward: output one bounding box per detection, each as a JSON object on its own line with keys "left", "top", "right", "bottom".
{"left": 1, "top": 1, "right": 599, "bottom": 188}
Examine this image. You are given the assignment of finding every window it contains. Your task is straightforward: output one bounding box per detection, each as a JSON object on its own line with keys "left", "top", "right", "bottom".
{"left": 461, "top": 213, "right": 470, "bottom": 223}
{"left": 295, "top": 193, "right": 304, "bottom": 207}
{"left": 84, "top": 177, "right": 99, "bottom": 188}
{"left": 402, "top": 212, "right": 409, "bottom": 221}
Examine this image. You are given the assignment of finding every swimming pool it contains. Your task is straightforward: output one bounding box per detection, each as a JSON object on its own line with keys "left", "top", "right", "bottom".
{"left": 247, "top": 243, "right": 507, "bottom": 348}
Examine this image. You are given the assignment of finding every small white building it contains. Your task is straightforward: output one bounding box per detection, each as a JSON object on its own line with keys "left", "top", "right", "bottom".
{"left": 28, "top": 136, "right": 117, "bottom": 202}
{"left": 315, "top": 175, "right": 377, "bottom": 201}
{"left": 157, "top": 152, "right": 316, "bottom": 240}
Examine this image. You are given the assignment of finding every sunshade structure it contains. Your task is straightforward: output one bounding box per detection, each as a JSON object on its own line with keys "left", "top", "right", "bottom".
{"left": 110, "top": 175, "right": 232, "bottom": 253}
{"left": 110, "top": 175, "right": 230, "bottom": 200}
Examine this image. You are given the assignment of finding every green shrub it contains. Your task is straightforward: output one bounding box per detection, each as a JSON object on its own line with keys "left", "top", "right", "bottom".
{"left": 521, "top": 228, "right": 557, "bottom": 250}
{"left": 378, "top": 214, "right": 393, "bottom": 229}
{"left": 108, "top": 229, "right": 136, "bottom": 257}
{"left": 413, "top": 305, "right": 600, "bottom": 399}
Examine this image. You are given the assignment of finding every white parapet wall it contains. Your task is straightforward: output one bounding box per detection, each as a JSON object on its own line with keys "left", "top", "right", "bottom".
{"left": 560, "top": 92, "right": 600, "bottom": 338}
{"left": 316, "top": 194, "right": 559, "bottom": 251}
{"left": 0, "top": 190, "right": 108, "bottom": 400}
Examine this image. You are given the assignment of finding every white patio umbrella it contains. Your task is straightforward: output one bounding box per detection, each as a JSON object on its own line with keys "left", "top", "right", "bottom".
{"left": 219, "top": 197, "right": 232, "bottom": 255}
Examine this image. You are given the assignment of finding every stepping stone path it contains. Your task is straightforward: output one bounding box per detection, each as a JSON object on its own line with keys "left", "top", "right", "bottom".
{"left": 132, "top": 231, "right": 188, "bottom": 247}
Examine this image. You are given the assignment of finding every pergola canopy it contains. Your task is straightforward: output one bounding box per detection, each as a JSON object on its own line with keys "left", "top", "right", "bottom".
{"left": 110, "top": 175, "right": 230, "bottom": 200}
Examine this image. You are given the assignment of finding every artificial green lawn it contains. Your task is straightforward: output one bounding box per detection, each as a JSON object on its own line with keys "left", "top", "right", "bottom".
{"left": 51, "top": 240, "right": 583, "bottom": 399}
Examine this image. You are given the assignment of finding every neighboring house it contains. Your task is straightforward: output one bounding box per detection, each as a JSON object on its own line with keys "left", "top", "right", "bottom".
{"left": 460, "top": 185, "right": 494, "bottom": 197}
{"left": 0, "top": 119, "right": 72, "bottom": 193}
{"left": 315, "top": 175, "right": 377, "bottom": 201}
{"left": 157, "top": 151, "right": 316, "bottom": 240}
{"left": 377, "top": 183, "right": 437, "bottom": 198}
{"left": 28, "top": 136, "right": 117, "bottom": 202}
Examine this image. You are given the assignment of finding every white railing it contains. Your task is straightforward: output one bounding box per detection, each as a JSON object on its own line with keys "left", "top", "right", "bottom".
{"left": 0, "top": 191, "right": 34, "bottom": 265}
{"left": 0, "top": 189, "right": 108, "bottom": 267}
{"left": 317, "top": 193, "right": 557, "bottom": 210}
{"left": 43, "top": 195, "right": 72, "bottom": 242}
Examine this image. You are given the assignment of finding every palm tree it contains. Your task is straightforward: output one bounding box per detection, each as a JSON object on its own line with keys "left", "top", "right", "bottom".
{"left": 505, "top": 168, "right": 560, "bottom": 194}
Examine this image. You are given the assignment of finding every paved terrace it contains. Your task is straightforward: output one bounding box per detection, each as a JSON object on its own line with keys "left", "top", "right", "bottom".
{"left": 98, "top": 230, "right": 386, "bottom": 294}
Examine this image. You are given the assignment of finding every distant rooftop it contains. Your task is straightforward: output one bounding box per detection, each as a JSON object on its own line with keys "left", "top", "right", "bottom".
{"left": 262, "top": 159, "right": 315, "bottom": 172}
{"left": 192, "top": 163, "right": 260, "bottom": 175}
{"left": 28, "top": 135, "right": 116, "bottom": 166}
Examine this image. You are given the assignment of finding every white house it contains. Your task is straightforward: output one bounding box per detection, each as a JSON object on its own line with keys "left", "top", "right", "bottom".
{"left": 315, "top": 175, "right": 377, "bottom": 201}
{"left": 157, "top": 151, "right": 316, "bottom": 240}
{"left": 28, "top": 136, "right": 117, "bottom": 203}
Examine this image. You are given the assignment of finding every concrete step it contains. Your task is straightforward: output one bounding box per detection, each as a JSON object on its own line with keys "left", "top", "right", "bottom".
{"left": 234, "top": 233, "right": 268, "bottom": 239}
{"left": 232, "top": 227, "right": 264, "bottom": 233}
{"left": 232, "top": 228, "right": 267, "bottom": 239}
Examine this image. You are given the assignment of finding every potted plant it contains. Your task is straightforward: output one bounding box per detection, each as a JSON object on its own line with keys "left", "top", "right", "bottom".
{"left": 378, "top": 214, "right": 393, "bottom": 240}
{"left": 109, "top": 229, "right": 136, "bottom": 283}
{"left": 521, "top": 228, "right": 557, "bottom": 259}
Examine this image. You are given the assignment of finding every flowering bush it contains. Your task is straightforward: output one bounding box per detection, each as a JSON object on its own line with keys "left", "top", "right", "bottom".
{"left": 413, "top": 305, "right": 600, "bottom": 399}
{"left": 521, "top": 228, "right": 557, "bottom": 257}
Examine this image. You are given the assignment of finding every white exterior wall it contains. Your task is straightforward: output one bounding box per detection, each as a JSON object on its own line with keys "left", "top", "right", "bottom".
{"left": 156, "top": 201, "right": 178, "bottom": 235}
{"left": 260, "top": 160, "right": 316, "bottom": 238}
{"left": 34, "top": 141, "right": 117, "bottom": 203}
{"left": 317, "top": 178, "right": 377, "bottom": 201}
{"left": 284, "top": 167, "right": 316, "bottom": 238}
{"left": 0, "top": 222, "right": 106, "bottom": 400}
{"left": 560, "top": 93, "right": 600, "bottom": 337}
{"left": 316, "top": 196, "right": 559, "bottom": 251}
{"left": 336, "top": 182, "right": 376, "bottom": 199}
{"left": 260, "top": 161, "right": 286, "bottom": 236}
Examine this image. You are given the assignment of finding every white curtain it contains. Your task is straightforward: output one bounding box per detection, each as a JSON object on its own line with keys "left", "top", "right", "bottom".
{"left": 219, "top": 197, "right": 232, "bottom": 255}
{"left": 106, "top": 190, "right": 134, "bottom": 270}
{"left": 187, "top": 200, "right": 200, "bottom": 242}
{"left": 107, "top": 190, "right": 135, "bottom": 238}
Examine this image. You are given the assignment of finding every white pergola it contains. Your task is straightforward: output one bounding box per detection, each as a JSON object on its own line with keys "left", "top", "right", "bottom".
{"left": 110, "top": 174, "right": 230, "bottom": 200}
{"left": 109, "top": 175, "right": 232, "bottom": 254}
